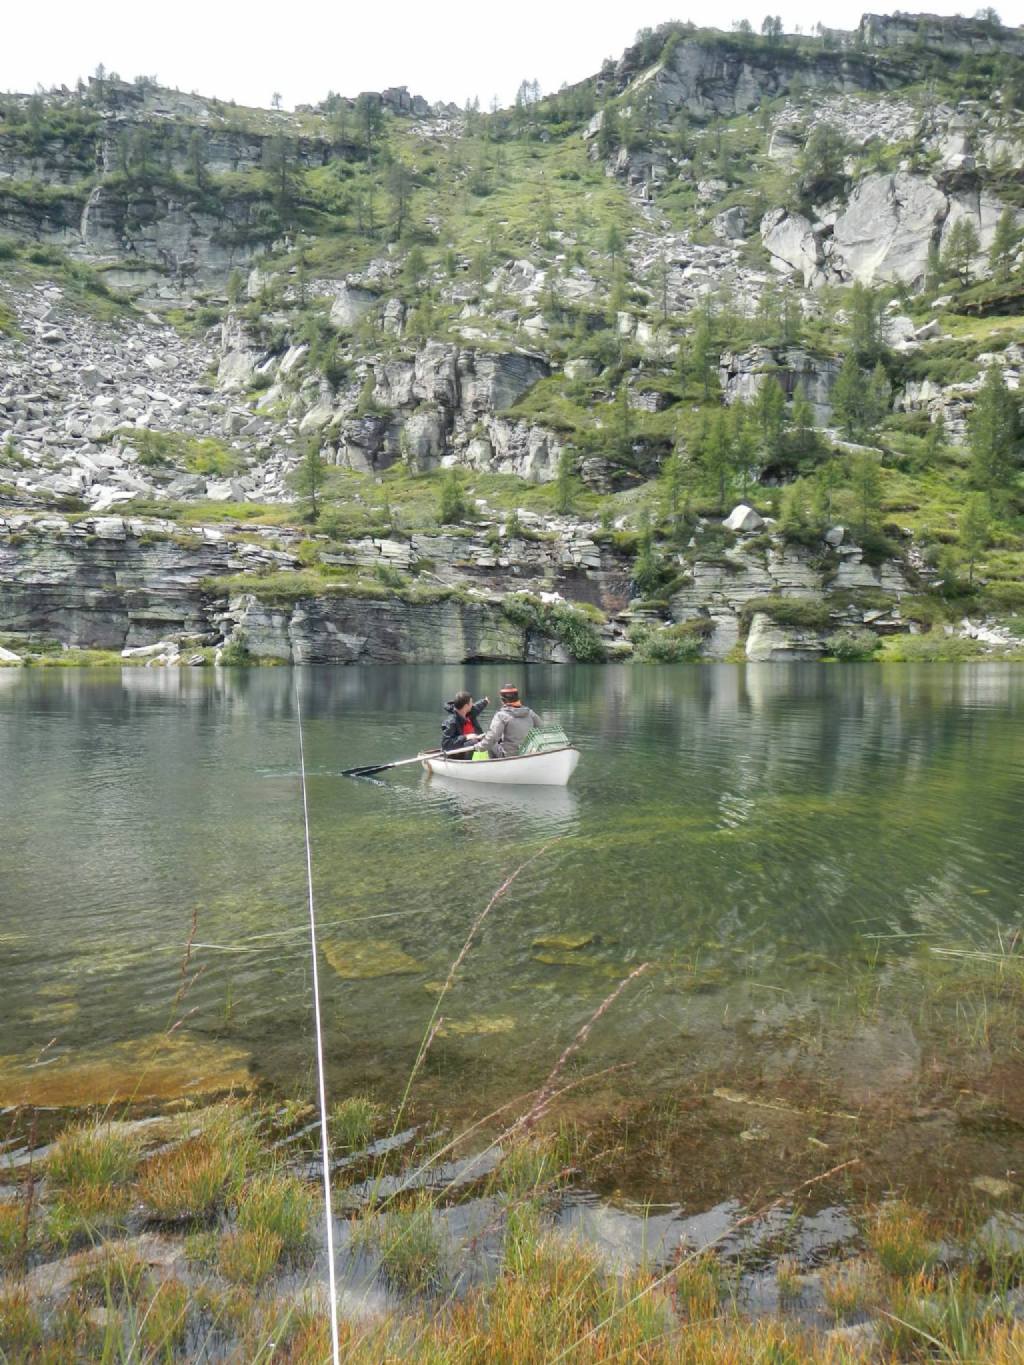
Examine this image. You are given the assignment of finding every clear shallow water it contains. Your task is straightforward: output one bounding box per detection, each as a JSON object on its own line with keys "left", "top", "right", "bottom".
{"left": 2, "top": 663, "right": 1023, "bottom": 1129}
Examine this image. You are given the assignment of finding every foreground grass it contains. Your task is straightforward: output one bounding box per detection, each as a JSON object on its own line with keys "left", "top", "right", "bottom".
{"left": 1, "top": 1098, "right": 1023, "bottom": 1361}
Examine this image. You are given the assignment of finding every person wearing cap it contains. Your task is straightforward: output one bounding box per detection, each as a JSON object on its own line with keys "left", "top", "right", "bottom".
{"left": 440, "top": 691, "right": 489, "bottom": 759}
{"left": 479, "top": 683, "right": 541, "bottom": 759}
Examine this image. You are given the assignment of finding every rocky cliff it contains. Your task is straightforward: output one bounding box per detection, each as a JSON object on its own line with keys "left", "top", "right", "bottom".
{"left": 2, "top": 11, "right": 1023, "bottom": 665}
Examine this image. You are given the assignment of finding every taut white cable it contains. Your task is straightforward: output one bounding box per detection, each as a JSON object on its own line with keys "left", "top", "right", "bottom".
{"left": 294, "top": 677, "right": 341, "bottom": 1365}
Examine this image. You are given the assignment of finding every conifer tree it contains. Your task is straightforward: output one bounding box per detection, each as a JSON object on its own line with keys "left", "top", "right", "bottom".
{"left": 848, "top": 451, "right": 883, "bottom": 535}
{"left": 988, "top": 207, "right": 1019, "bottom": 282}
{"left": 847, "top": 283, "right": 885, "bottom": 364}
{"left": 752, "top": 376, "right": 786, "bottom": 463}
{"left": 291, "top": 439, "right": 327, "bottom": 522}
{"left": 730, "top": 402, "right": 760, "bottom": 494}
{"left": 923, "top": 414, "right": 947, "bottom": 464}
{"left": 959, "top": 492, "right": 991, "bottom": 586}
{"left": 813, "top": 457, "right": 844, "bottom": 524}
{"left": 660, "top": 447, "right": 687, "bottom": 529}
{"left": 865, "top": 361, "right": 892, "bottom": 435}
{"left": 831, "top": 353, "right": 863, "bottom": 439}
{"left": 969, "top": 363, "right": 1019, "bottom": 493}
{"left": 554, "top": 446, "right": 577, "bottom": 514}
{"left": 943, "top": 218, "right": 981, "bottom": 285}
{"left": 704, "top": 409, "right": 733, "bottom": 509}
{"left": 686, "top": 311, "right": 718, "bottom": 400}
{"left": 438, "top": 469, "right": 467, "bottom": 524}
{"left": 788, "top": 389, "right": 819, "bottom": 459}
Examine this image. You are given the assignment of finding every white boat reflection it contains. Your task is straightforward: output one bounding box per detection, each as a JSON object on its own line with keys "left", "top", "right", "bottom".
{"left": 424, "top": 773, "right": 580, "bottom": 826}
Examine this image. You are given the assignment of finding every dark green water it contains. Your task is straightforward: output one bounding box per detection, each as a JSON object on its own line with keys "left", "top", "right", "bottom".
{"left": 2, "top": 663, "right": 1023, "bottom": 1122}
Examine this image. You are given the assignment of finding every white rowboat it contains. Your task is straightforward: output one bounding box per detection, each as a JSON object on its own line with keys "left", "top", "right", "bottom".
{"left": 422, "top": 746, "right": 580, "bottom": 786}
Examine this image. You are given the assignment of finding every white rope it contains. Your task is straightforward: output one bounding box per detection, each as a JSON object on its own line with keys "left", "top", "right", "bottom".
{"left": 294, "top": 677, "right": 341, "bottom": 1365}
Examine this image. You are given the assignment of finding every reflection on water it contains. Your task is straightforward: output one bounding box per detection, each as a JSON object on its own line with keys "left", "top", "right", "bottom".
{"left": 424, "top": 773, "right": 580, "bottom": 828}
{"left": 2, "top": 663, "right": 1023, "bottom": 1124}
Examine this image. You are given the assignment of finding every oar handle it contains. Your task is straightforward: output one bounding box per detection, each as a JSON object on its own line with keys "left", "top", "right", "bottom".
{"left": 343, "top": 741, "right": 484, "bottom": 777}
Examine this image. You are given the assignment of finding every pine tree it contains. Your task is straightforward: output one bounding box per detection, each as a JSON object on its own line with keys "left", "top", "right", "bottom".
{"left": 438, "top": 469, "right": 467, "bottom": 524}
{"left": 354, "top": 92, "right": 383, "bottom": 162}
{"left": 604, "top": 222, "right": 624, "bottom": 273}
{"left": 632, "top": 509, "right": 665, "bottom": 598}
{"left": 848, "top": 451, "right": 883, "bottom": 535}
{"left": 752, "top": 376, "right": 786, "bottom": 463}
{"left": 597, "top": 104, "right": 619, "bottom": 159}
{"left": 660, "top": 447, "right": 687, "bottom": 529}
{"left": 988, "top": 207, "right": 1019, "bottom": 282}
{"left": 610, "top": 384, "right": 632, "bottom": 462}
{"left": 386, "top": 160, "right": 412, "bottom": 242}
{"left": 290, "top": 439, "right": 327, "bottom": 522}
{"left": 922, "top": 415, "right": 945, "bottom": 464}
{"left": 779, "top": 479, "right": 818, "bottom": 540}
{"left": 959, "top": 492, "right": 991, "bottom": 586}
{"left": 847, "top": 283, "right": 884, "bottom": 364}
{"left": 864, "top": 361, "right": 891, "bottom": 436}
{"left": 796, "top": 122, "right": 848, "bottom": 201}
{"left": 262, "top": 134, "right": 299, "bottom": 228}
{"left": 686, "top": 312, "right": 718, "bottom": 400}
{"left": 730, "top": 402, "right": 760, "bottom": 494}
{"left": 831, "top": 353, "right": 863, "bottom": 439}
{"left": 942, "top": 218, "right": 981, "bottom": 285}
{"left": 554, "top": 446, "right": 577, "bottom": 514}
{"left": 813, "top": 458, "right": 844, "bottom": 524}
{"left": 969, "top": 363, "right": 1019, "bottom": 493}
{"left": 402, "top": 244, "right": 426, "bottom": 288}
{"left": 649, "top": 254, "right": 671, "bottom": 322}
{"left": 788, "top": 389, "right": 819, "bottom": 459}
{"left": 704, "top": 409, "right": 733, "bottom": 510}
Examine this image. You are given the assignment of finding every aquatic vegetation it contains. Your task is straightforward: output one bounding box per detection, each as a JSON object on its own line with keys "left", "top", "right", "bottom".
{"left": 235, "top": 1172, "right": 316, "bottom": 1258}
{"left": 674, "top": 1248, "right": 730, "bottom": 1321}
{"left": 0, "top": 1200, "right": 27, "bottom": 1272}
{"left": 864, "top": 1199, "right": 939, "bottom": 1279}
{"left": 46, "top": 1182, "right": 132, "bottom": 1248}
{"left": 820, "top": 1255, "right": 884, "bottom": 1321}
{"left": 218, "top": 1226, "right": 284, "bottom": 1285}
{"left": 0, "top": 1288, "right": 43, "bottom": 1359}
{"left": 328, "top": 1094, "right": 382, "bottom": 1152}
{"left": 493, "top": 1131, "right": 573, "bottom": 1200}
{"left": 353, "top": 1191, "right": 448, "bottom": 1292}
{"left": 71, "top": 1245, "right": 150, "bottom": 1304}
{"left": 775, "top": 1254, "right": 803, "bottom": 1302}
{"left": 139, "top": 1277, "right": 189, "bottom": 1360}
{"left": 47, "top": 1121, "right": 142, "bottom": 1192}
{"left": 137, "top": 1108, "right": 257, "bottom": 1222}
{"left": 881, "top": 1268, "right": 993, "bottom": 1360}
{"left": 43, "top": 1122, "right": 147, "bottom": 1244}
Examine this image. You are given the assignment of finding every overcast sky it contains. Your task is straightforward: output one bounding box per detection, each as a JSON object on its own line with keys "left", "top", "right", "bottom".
{"left": 4, "top": 0, "right": 1024, "bottom": 111}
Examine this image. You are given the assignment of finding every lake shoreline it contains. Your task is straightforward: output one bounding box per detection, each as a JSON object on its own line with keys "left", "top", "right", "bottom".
{"left": 3, "top": 1088, "right": 1023, "bottom": 1361}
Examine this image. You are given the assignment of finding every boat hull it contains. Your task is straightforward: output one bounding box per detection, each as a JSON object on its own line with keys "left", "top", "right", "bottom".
{"left": 422, "top": 746, "right": 580, "bottom": 787}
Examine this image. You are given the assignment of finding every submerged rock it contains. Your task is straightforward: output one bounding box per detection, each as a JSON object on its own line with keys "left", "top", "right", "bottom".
{"left": 322, "top": 939, "right": 423, "bottom": 979}
{"left": 531, "top": 933, "right": 596, "bottom": 952}
{"left": 0, "top": 1034, "right": 252, "bottom": 1107}
{"left": 439, "top": 1015, "right": 517, "bottom": 1037}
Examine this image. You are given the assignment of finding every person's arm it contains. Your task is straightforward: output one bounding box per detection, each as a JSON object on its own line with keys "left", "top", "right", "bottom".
{"left": 470, "top": 697, "right": 489, "bottom": 722}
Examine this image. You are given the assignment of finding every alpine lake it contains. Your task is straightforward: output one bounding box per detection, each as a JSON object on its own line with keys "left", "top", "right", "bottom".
{"left": 3, "top": 661, "right": 1024, "bottom": 1229}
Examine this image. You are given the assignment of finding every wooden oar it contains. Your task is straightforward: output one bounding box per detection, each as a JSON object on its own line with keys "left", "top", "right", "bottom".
{"left": 342, "top": 743, "right": 482, "bottom": 778}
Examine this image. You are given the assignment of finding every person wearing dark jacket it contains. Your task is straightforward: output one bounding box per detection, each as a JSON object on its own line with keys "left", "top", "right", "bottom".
{"left": 440, "top": 692, "right": 489, "bottom": 758}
